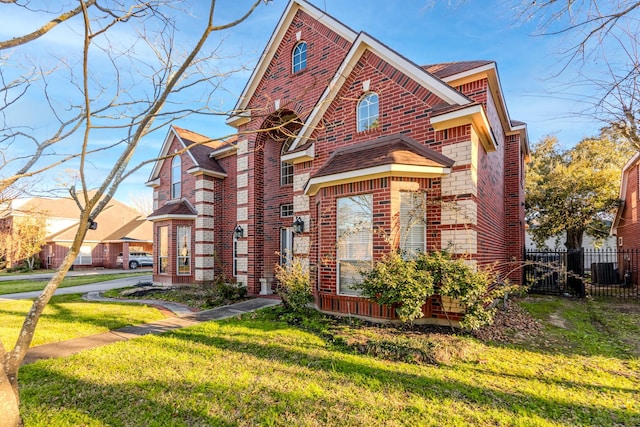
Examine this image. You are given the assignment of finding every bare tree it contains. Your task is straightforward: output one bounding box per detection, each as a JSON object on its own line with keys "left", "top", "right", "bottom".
{"left": 0, "top": 1, "right": 270, "bottom": 425}
{"left": 515, "top": 0, "right": 640, "bottom": 148}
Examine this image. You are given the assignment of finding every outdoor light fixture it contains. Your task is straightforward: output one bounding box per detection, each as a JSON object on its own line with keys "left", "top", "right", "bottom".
{"left": 88, "top": 220, "right": 98, "bottom": 230}
{"left": 233, "top": 225, "right": 243, "bottom": 239}
{"left": 292, "top": 216, "right": 304, "bottom": 234}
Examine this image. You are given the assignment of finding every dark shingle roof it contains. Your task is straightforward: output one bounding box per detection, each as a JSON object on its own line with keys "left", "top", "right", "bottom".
{"left": 313, "top": 134, "right": 454, "bottom": 179}
{"left": 422, "top": 60, "right": 494, "bottom": 79}
{"left": 173, "top": 126, "right": 227, "bottom": 175}
{"left": 147, "top": 200, "right": 197, "bottom": 219}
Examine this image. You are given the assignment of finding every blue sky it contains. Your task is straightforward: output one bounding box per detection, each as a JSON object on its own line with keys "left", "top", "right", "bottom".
{"left": 1, "top": 0, "right": 603, "bottom": 205}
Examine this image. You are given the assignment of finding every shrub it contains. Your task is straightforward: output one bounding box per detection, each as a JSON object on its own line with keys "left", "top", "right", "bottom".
{"left": 356, "top": 250, "right": 507, "bottom": 330}
{"left": 355, "top": 251, "right": 434, "bottom": 323}
{"left": 274, "top": 256, "right": 313, "bottom": 312}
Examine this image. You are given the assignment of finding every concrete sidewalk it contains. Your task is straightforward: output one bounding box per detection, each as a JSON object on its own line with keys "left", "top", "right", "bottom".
{"left": 22, "top": 297, "right": 281, "bottom": 366}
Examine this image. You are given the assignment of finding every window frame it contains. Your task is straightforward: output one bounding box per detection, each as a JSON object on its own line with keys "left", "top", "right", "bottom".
{"left": 336, "top": 194, "right": 373, "bottom": 296}
{"left": 158, "top": 225, "right": 168, "bottom": 274}
{"left": 280, "top": 203, "right": 294, "bottom": 218}
{"left": 176, "top": 226, "right": 191, "bottom": 275}
{"left": 281, "top": 137, "right": 294, "bottom": 186}
{"left": 171, "top": 156, "right": 181, "bottom": 199}
{"left": 357, "top": 92, "right": 379, "bottom": 132}
{"left": 292, "top": 41, "right": 307, "bottom": 74}
{"left": 399, "top": 191, "right": 426, "bottom": 254}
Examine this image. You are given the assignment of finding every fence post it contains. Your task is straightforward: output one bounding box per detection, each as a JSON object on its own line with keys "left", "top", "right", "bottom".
{"left": 567, "top": 248, "right": 585, "bottom": 298}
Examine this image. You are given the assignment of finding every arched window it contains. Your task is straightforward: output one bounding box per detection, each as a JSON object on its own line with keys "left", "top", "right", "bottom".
{"left": 292, "top": 41, "right": 307, "bottom": 73}
{"left": 357, "top": 92, "right": 379, "bottom": 132}
{"left": 281, "top": 137, "right": 294, "bottom": 186}
{"left": 171, "top": 155, "right": 181, "bottom": 199}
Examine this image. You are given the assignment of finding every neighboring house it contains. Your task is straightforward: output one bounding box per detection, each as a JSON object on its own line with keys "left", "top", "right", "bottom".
{"left": 0, "top": 193, "right": 152, "bottom": 269}
{"left": 525, "top": 229, "right": 617, "bottom": 251}
{"left": 146, "top": 0, "right": 529, "bottom": 324}
{"left": 612, "top": 152, "right": 640, "bottom": 249}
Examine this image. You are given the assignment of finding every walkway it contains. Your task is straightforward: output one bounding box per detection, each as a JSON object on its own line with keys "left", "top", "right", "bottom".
{"left": 22, "top": 297, "right": 281, "bottom": 366}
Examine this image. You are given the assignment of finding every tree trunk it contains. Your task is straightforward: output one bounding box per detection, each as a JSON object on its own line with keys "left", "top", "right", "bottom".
{"left": 0, "top": 367, "right": 21, "bottom": 427}
{"left": 565, "top": 229, "right": 584, "bottom": 250}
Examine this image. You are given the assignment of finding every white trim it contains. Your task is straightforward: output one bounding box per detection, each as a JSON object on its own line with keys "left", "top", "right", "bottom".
{"left": 431, "top": 104, "right": 497, "bottom": 152}
{"left": 146, "top": 213, "right": 197, "bottom": 221}
{"left": 611, "top": 152, "right": 640, "bottom": 235}
{"left": 145, "top": 177, "right": 160, "bottom": 188}
{"left": 186, "top": 167, "right": 228, "bottom": 178}
{"left": 304, "top": 164, "right": 451, "bottom": 196}
{"left": 290, "top": 32, "right": 469, "bottom": 152}
{"left": 209, "top": 144, "right": 237, "bottom": 159}
{"left": 281, "top": 143, "right": 315, "bottom": 164}
{"left": 227, "top": 0, "right": 357, "bottom": 127}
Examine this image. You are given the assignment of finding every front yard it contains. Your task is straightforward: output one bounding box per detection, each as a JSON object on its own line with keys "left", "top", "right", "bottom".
{"left": 14, "top": 296, "right": 640, "bottom": 426}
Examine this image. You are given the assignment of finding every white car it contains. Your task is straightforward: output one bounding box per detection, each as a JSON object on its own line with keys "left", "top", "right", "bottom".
{"left": 116, "top": 252, "right": 153, "bottom": 269}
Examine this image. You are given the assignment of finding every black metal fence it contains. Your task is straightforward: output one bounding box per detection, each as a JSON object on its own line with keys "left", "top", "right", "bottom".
{"left": 525, "top": 248, "right": 640, "bottom": 299}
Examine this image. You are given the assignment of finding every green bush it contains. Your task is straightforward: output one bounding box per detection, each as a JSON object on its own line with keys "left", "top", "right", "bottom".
{"left": 355, "top": 251, "right": 434, "bottom": 323}
{"left": 275, "top": 256, "right": 313, "bottom": 312}
{"left": 356, "top": 250, "right": 507, "bottom": 330}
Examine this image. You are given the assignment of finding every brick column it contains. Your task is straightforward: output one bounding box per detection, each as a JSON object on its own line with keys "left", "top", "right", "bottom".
{"left": 194, "top": 176, "right": 215, "bottom": 282}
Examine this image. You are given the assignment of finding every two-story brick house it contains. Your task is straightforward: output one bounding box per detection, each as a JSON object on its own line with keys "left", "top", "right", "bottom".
{"left": 147, "top": 0, "right": 529, "bottom": 323}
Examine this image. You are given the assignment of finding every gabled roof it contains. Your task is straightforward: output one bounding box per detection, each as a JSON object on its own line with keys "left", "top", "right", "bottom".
{"left": 423, "top": 61, "right": 494, "bottom": 79}
{"left": 146, "top": 126, "right": 229, "bottom": 186}
{"left": 305, "top": 134, "right": 454, "bottom": 195}
{"left": 287, "top": 31, "right": 472, "bottom": 156}
{"left": 103, "top": 218, "right": 153, "bottom": 243}
{"left": 226, "top": 0, "right": 358, "bottom": 127}
{"left": 147, "top": 200, "right": 198, "bottom": 221}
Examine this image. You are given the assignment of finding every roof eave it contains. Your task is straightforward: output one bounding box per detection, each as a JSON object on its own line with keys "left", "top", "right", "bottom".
{"left": 304, "top": 164, "right": 451, "bottom": 196}
{"left": 431, "top": 105, "right": 497, "bottom": 152}
{"left": 282, "top": 143, "right": 315, "bottom": 164}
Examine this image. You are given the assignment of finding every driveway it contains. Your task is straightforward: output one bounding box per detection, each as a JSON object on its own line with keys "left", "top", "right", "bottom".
{"left": 0, "top": 273, "right": 151, "bottom": 301}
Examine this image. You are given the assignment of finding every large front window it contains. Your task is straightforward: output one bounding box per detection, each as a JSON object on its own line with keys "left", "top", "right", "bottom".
{"left": 400, "top": 191, "right": 426, "bottom": 254}
{"left": 177, "top": 226, "right": 191, "bottom": 275}
{"left": 337, "top": 194, "right": 373, "bottom": 296}
{"left": 158, "top": 226, "right": 168, "bottom": 274}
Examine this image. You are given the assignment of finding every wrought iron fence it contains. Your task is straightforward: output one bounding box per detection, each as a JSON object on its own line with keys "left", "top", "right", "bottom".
{"left": 525, "top": 248, "right": 640, "bottom": 299}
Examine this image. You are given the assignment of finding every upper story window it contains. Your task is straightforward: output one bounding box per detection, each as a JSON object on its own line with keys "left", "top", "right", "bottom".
{"left": 357, "top": 92, "right": 379, "bottom": 132}
{"left": 171, "top": 155, "right": 181, "bottom": 199}
{"left": 292, "top": 41, "right": 307, "bottom": 73}
{"left": 281, "top": 137, "right": 294, "bottom": 186}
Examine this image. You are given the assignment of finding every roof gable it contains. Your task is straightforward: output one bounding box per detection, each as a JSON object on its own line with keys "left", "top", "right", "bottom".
{"left": 147, "top": 125, "right": 227, "bottom": 185}
{"left": 227, "top": 0, "right": 357, "bottom": 126}
{"left": 288, "top": 31, "right": 471, "bottom": 153}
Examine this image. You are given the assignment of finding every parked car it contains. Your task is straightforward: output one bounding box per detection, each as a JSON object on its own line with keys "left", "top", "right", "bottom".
{"left": 116, "top": 252, "right": 153, "bottom": 269}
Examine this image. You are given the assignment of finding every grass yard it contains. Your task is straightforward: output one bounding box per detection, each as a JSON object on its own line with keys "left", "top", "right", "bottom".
{"left": 0, "top": 272, "right": 149, "bottom": 294}
{"left": 0, "top": 294, "right": 166, "bottom": 347}
{"left": 16, "top": 296, "right": 640, "bottom": 426}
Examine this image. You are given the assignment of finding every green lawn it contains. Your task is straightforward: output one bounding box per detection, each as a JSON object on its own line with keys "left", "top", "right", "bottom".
{"left": 0, "top": 294, "right": 165, "bottom": 348}
{"left": 16, "top": 297, "right": 640, "bottom": 426}
{"left": 0, "top": 272, "right": 149, "bottom": 294}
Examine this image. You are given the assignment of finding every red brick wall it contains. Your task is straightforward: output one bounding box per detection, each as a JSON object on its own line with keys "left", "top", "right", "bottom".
{"left": 154, "top": 135, "right": 198, "bottom": 208}
{"left": 618, "top": 163, "right": 640, "bottom": 249}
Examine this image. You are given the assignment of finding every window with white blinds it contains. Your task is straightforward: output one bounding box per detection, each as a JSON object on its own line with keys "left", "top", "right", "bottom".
{"left": 337, "top": 194, "right": 373, "bottom": 296}
{"left": 399, "top": 191, "right": 426, "bottom": 254}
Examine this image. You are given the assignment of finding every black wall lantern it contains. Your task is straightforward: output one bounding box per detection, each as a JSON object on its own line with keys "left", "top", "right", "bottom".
{"left": 292, "top": 216, "right": 304, "bottom": 234}
{"left": 233, "top": 225, "right": 243, "bottom": 239}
